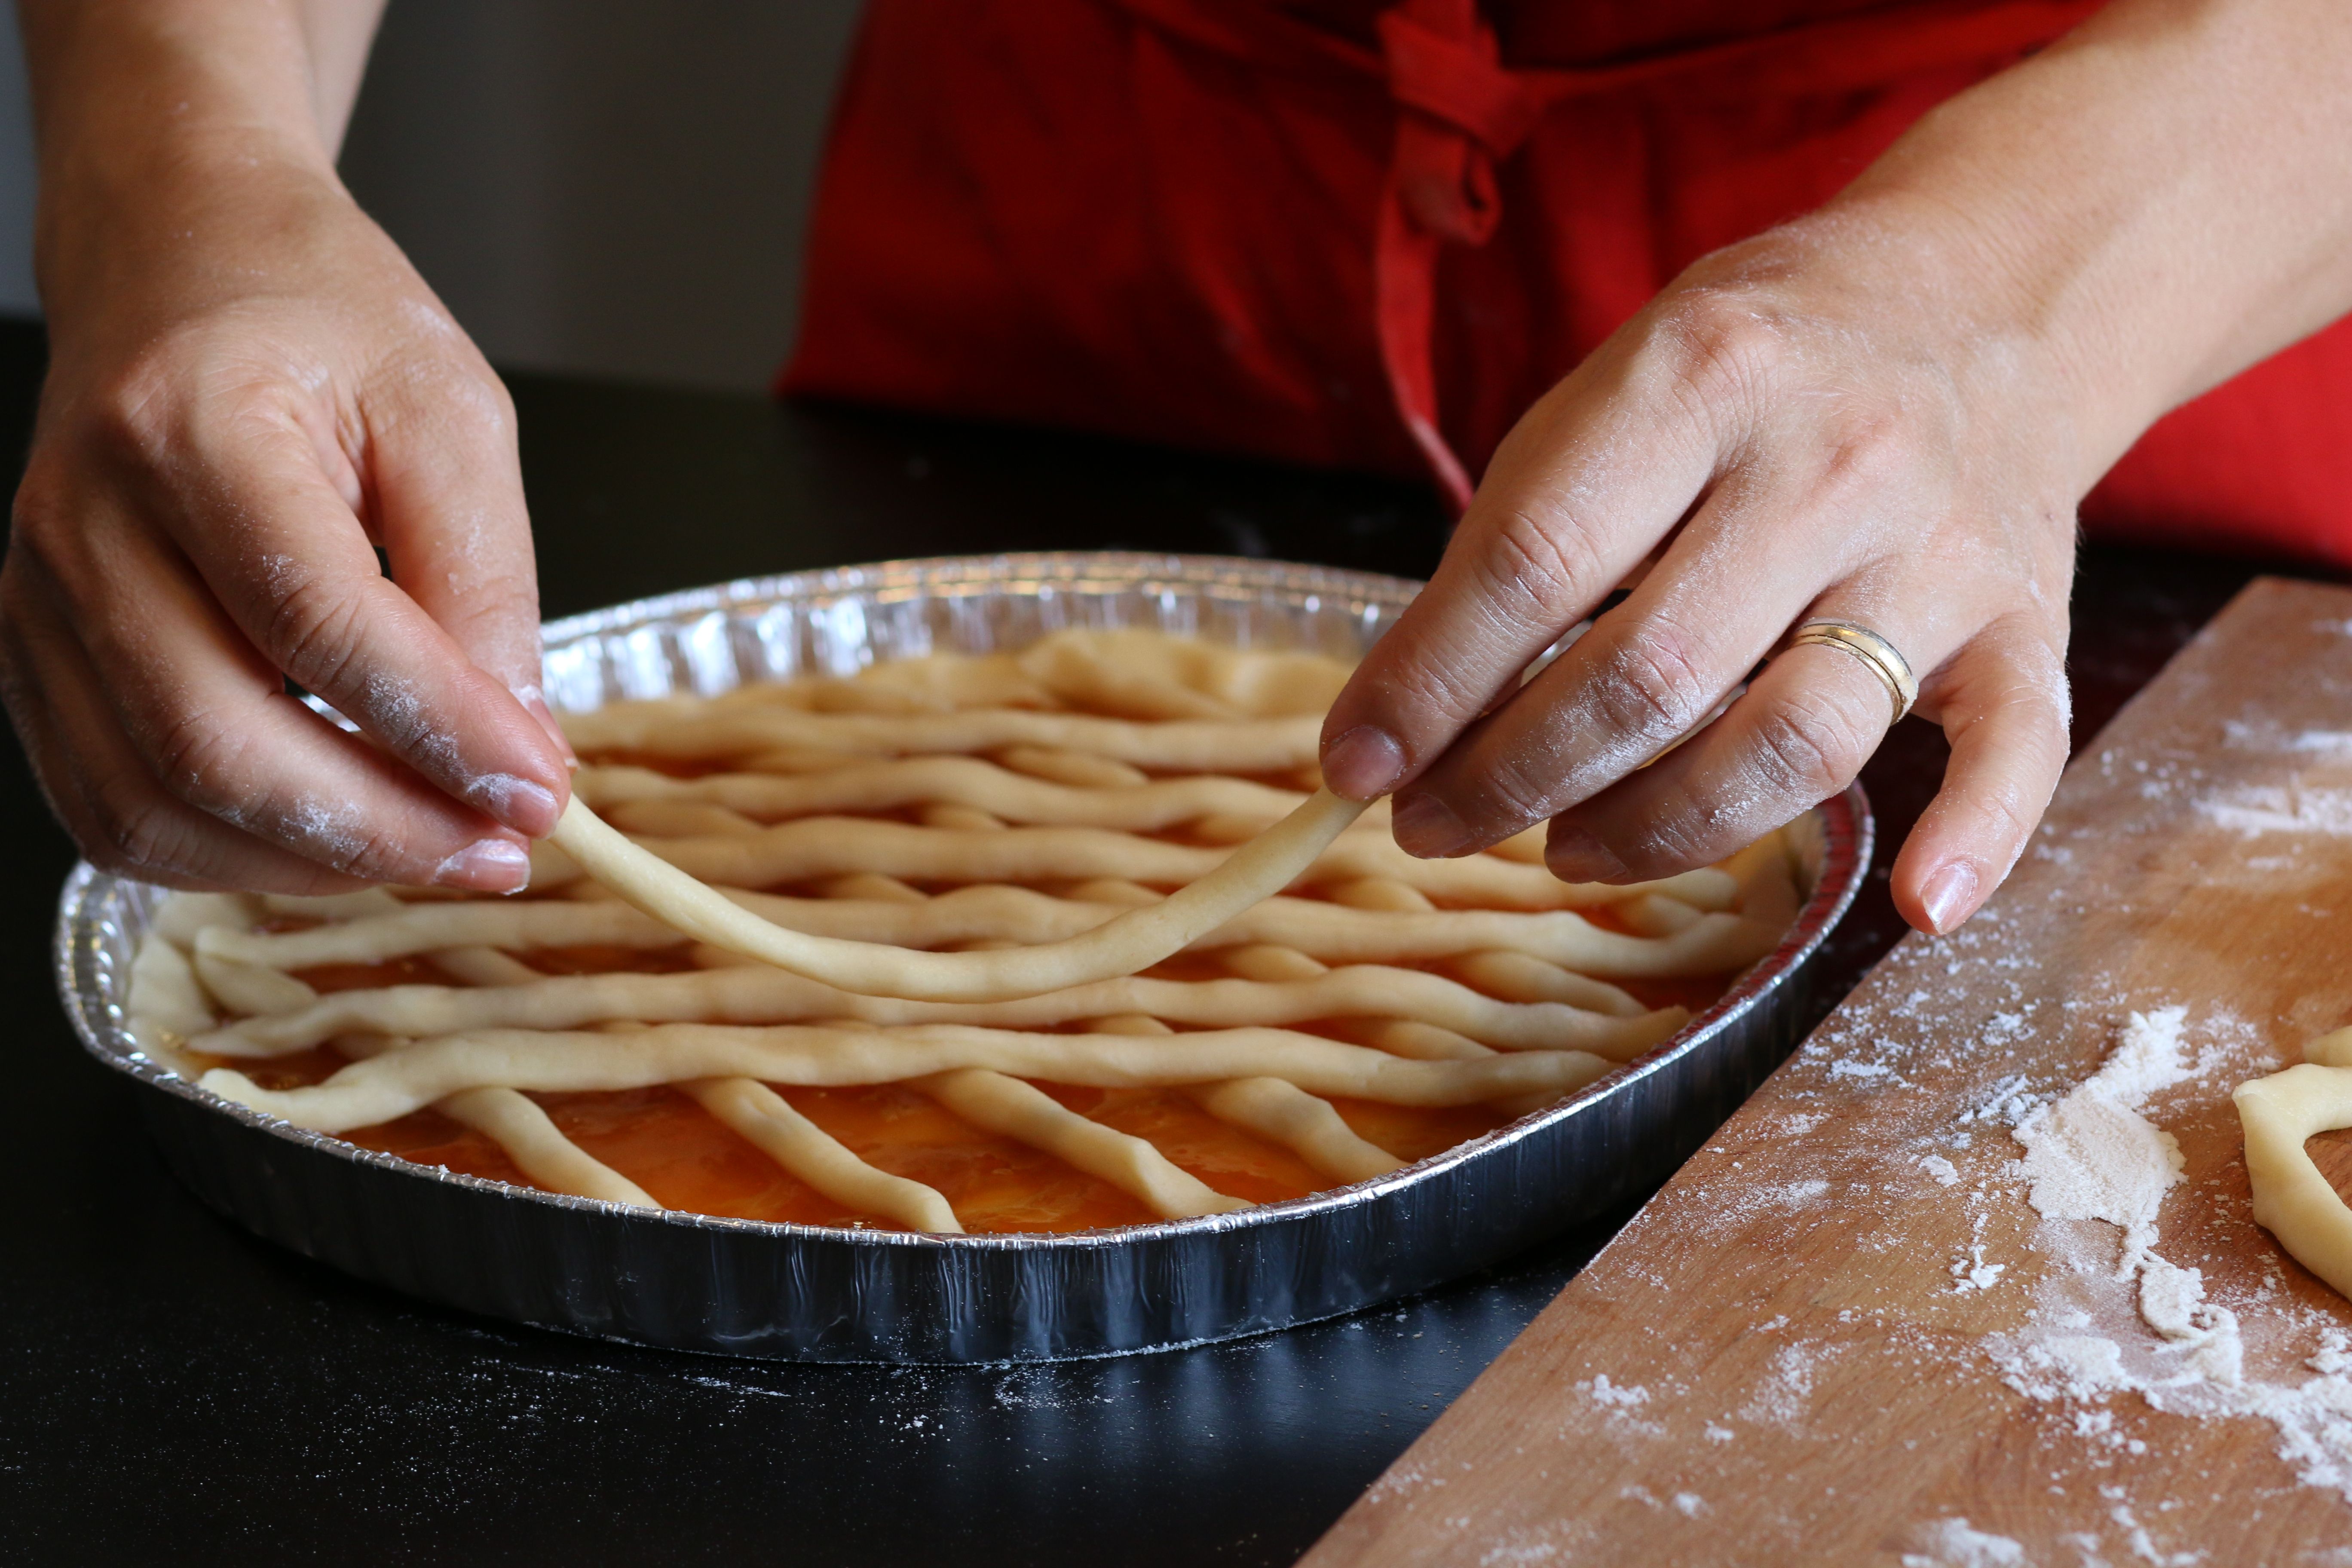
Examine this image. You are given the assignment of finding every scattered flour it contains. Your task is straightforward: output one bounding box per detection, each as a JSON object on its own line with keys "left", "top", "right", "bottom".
{"left": 2199, "top": 784, "right": 2352, "bottom": 839}
{"left": 1770, "top": 1178, "right": 1831, "bottom": 1209}
{"left": 1921, "top": 1155, "right": 1962, "bottom": 1187}
{"left": 1584, "top": 1375, "right": 1650, "bottom": 1411}
{"left": 2012, "top": 1007, "right": 2196, "bottom": 1276}
{"left": 1991, "top": 1009, "right": 2352, "bottom": 1501}
{"left": 2106, "top": 1501, "right": 2202, "bottom": 1568}
{"left": 1900, "top": 1517, "right": 2028, "bottom": 1568}
{"left": 1951, "top": 1245, "right": 2007, "bottom": 1293}
{"left": 1739, "top": 1342, "right": 1825, "bottom": 1430}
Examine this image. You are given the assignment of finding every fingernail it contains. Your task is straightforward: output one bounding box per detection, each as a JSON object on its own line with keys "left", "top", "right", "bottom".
{"left": 1546, "top": 821, "right": 1629, "bottom": 884}
{"left": 1322, "top": 725, "right": 1406, "bottom": 800}
{"left": 1391, "top": 793, "right": 1473, "bottom": 858}
{"left": 435, "top": 837, "right": 532, "bottom": 894}
{"left": 464, "top": 772, "right": 562, "bottom": 834}
{"left": 1920, "top": 861, "right": 1980, "bottom": 934}
{"left": 514, "top": 683, "right": 577, "bottom": 768}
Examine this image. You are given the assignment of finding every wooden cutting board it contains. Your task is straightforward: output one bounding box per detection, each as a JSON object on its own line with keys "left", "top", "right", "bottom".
{"left": 1304, "top": 576, "right": 2352, "bottom": 1567}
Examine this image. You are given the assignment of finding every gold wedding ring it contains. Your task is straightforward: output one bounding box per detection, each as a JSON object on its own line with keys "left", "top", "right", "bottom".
{"left": 1786, "top": 619, "right": 1918, "bottom": 725}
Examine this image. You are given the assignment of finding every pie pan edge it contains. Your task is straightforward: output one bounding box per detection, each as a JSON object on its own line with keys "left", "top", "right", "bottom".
{"left": 54, "top": 550, "right": 1870, "bottom": 1363}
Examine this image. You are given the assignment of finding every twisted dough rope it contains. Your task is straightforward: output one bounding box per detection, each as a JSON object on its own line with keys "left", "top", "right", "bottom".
{"left": 142, "top": 830, "right": 1781, "bottom": 1225}
{"left": 190, "top": 959, "right": 1689, "bottom": 1059}
{"left": 200, "top": 1022, "right": 1613, "bottom": 1132}
{"left": 685, "top": 1076, "right": 964, "bottom": 1232}
{"left": 439, "top": 1086, "right": 656, "bottom": 1207}
{"left": 584, "top": 628, "right": 1349, "bottom": 727}
{"left": 545, "top": 786, "right": 1369, "bottom": 1003}
{"left": 548, "top": 811, "right": 1668, "bottom": 913}
{"left": 193, "top": 880, "right": 1757, "bottom": 977}
{"left": 1188, "top": 1077, "right": 1402, "bottom": 1184}
{"left": 546, "top": 637, "right": 1372, "bottom": 1004}
{"left": 565, "top": 702, "right": 1327, "bottom": 769}
{"left": 573, "top": 755, "right": 1325, "bottom": 833}
{"left": 920, "top": 1068, "right": 1250, "bottom": 1220}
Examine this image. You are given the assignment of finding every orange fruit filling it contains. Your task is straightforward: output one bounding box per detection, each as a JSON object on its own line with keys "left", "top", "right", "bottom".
{"left": 184, "top": 940, "right": 1728, "bottom": 1233}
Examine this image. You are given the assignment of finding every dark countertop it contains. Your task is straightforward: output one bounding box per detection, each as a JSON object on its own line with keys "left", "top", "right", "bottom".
{"left": 0, "top": 320, "right": 2299, "bottom": 1565}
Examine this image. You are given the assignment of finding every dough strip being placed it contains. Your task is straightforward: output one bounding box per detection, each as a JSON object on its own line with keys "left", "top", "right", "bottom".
{"left": 546, "top": 788, "right": 1369, "bottom": 1001}
{"left": 575, "top": 812, "right": 1659, "bottom": 911}
{"left": 560, "top": 704, "right": 1323, "bottom": 769}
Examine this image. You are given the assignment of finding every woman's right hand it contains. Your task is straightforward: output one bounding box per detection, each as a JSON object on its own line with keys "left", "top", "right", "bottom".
{"left": 0, "top": 28, "right": 572, "bottom": 895}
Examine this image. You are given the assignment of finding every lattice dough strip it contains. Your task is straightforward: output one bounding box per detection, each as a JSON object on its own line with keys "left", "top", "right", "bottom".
{"left": 1188, "top": 1077, "right": 1403, "bottom": 1184}
{"left": 683, "top": 1076, "right": 962, "bottom": 1233}
{"left": 126, "top": 934, "right": 211, "bottom": 1073}
{"left": 919, "top": 1068, "right": 1248, "bottom": 1221}
{"left": 1011, "top": 628, "right": 1352, "bottom": 720}
{"left": 431, "top": 946, "right": 544, "bottom": 986}
{"left": 995, "top": 746, "right": 1148, "bottom": 789}
{"left": 579, "top": 629, "right": 1349, "bottom": 727}
{"left": 199, "top": 1023, "right": 1614, "bottom": 1133}
{"left": 1219, "top": 943, "right": 1328, "bottom": 982}
{"left": 1337, "top": 1018, "right": 1494, "bottom": 1060}
{"left": 560, "top": 704, "right": 1324, "bottom": 771}
{"left": 437, "top": 1086, "right": 658, "bottom": 1208}
{"left": 193, "top": 887, "right": 1774, "bottom": 980}
{"left": 547, "top": 788, "right": 1368, "bottom": 1002}
{"left": 576, "top": 756, "right": 1339, "bottom": 834}
{"left": 747, "top": 892, "right": 1793, "bottom": 981}
{"left": 201, "top": 900, "right": 687, "bottom": 970}
{"left": 428, "top": 1052, "right": 1424, "bottom": 1222}
{"left": 580, "top": 813, "right": 1718, "bottom": 913}
{"left": 192, "top": 961, "right": 1688, "bottom": 1060}
{"left": 746, "top": 648, "right": 1053, "bottom": 714}
{"left": 193, "top": 946, "right": 317, "bottom": 1016}
{"left": 392, "top": 1042, "right": 1375, "bottom": 1231}
{"left": 1440, "top": 951, "right": 1645, "bottom": 1017}
{"left": 259, "top": 888, "right": 408, "bottom": 922}
{"left": 149, "top": 891, "right": 263, "bottom": 947}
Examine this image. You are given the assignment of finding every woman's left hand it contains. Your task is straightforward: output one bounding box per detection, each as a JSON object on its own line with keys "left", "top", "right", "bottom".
{"left": 1318, "top": 199, "right": 2080, "bottom": 937}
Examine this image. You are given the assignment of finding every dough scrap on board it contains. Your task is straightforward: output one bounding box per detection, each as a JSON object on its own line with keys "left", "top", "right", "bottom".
{"left": 2236, "top": 1025, "right": 2352, "bottom": 1300}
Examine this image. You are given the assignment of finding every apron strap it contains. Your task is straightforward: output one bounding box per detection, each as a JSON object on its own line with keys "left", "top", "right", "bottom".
{"left": 1119, "top": 0, "right": 2111, "bottom": 516}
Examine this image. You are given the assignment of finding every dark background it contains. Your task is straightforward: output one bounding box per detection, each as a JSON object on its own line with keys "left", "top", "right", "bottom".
{"left": 0, "top": 321, "right": 2288, "bottom": 1565}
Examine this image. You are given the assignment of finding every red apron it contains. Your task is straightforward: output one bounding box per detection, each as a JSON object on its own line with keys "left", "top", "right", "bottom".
{"left": 784, "top": 0, "right": 2352, "bottom": 565}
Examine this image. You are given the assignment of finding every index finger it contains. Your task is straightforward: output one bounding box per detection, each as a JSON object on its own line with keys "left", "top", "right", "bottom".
{"left": 358, "top": 338, "right": 574, "bottom": 767}
{"left": 146, "top": 389, "right": 570, "bottom": 837}
{"left": 1317, "top": 332, "right": 1720, "bottom": 802}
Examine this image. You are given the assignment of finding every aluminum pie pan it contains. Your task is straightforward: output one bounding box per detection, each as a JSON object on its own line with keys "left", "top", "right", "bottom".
{"left": 54, "top": 551, "right": 1870, "bottom": 1363}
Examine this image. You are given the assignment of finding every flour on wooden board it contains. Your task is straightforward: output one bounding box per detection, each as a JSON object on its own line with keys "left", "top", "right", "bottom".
{"left": 1992, "top": 1007, "right": 2352, "bottom": 1501}
{"left": 2199, "top": 784, "right": 2352, "bottom": 839}
{"left": 1900, "top": 1516, "right": 2027, "bottom": 1568}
